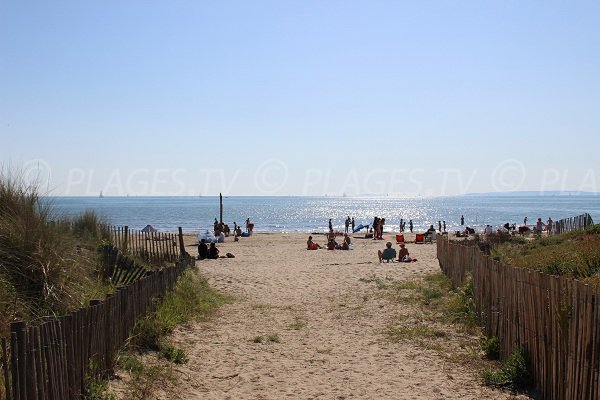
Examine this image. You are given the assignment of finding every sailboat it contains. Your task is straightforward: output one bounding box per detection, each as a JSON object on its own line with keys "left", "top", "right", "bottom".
{"left": 99, "top": 191, "right": 104, "bottom": 198}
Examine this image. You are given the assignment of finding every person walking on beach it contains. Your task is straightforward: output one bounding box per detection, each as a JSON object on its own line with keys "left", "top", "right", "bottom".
{"left": 443, "top": 221, "right": 446, "bottom": 232}
{"left": 409, "top": 220, "right": 413, "bottom": 233}
{"left": 546, "top": 217, "right": 553, "bottom": 235}
{"left": 460, "top": 215, "right": 464, "bottom": 226}
{"left": 438, "top": 221, "right": 442, "bottom": 232}
{"left": 351, "top": 217, "right": 355, "bottom": 233}
{"left": 329, "top": 218, "right": 333, "bottom": 233}
{"left": 345, "top": 216, "right": 350, "bottom": 233}
{"left": 399, "top": 218, "right": 404, "bottom": 232}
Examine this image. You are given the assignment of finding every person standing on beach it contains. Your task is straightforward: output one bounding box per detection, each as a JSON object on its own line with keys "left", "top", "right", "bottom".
{"left": 329, "top": 218, "right": 333, "bottom": 232}
{"left": 524, "top": 216, "right": 528, "bottom": 225}
{"left": 460, "top": 215, "right": 464, "bottom": 226}
{"left": 443, "top": 221, "right": 446, "bottom": 232}
{"left": 245, "top": 218, "right": 251, "bottom": 233}
{"left": 351, "top": 217, "right": 355, "bottom": 233}
{"left": 409, "top": 220, "right": 413, "bottom": 233}
{"left": 372, "top": 217, "right": 379, "bottom": 239}
{"left": 546, "top": 217, "right": 553, "bottom": 234}
{"left": 438, "top": 221, "right": 442, "bottom": 232}
{"left": 399, "top": 218, "right": 404, "bottom": 232}
{"left": 345, "top": 216, "right": 350, "bottom": 233}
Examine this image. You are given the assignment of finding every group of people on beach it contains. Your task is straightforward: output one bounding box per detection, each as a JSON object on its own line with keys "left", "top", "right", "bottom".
{"left": 197, "top": 239, "right": 220, "bottom": 260}
{"left": 307, "top": 232, "right": 352, "bottom": 251}
{"left": 377, "top": 241, "right": 413, "bottom": 263}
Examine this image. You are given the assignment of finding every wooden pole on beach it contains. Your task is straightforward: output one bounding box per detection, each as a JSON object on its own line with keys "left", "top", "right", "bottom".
{"left": 178, "top": 227, "right": 185, "bottom": 256}
{"left": 219, "top": 193, "right": 223, "bottom": 224}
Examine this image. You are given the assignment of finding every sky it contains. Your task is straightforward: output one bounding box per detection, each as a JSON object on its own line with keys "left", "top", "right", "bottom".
{"left": 1, "top": 0, "right": 599, "bottom": 197}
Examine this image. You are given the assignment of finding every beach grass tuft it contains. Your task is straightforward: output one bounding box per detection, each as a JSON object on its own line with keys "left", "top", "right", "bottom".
{"left": 0, "top": 171, "right": 113, "bottom": 337}
{"left": 482, "top": 347, "right": 532, "bottom": 389}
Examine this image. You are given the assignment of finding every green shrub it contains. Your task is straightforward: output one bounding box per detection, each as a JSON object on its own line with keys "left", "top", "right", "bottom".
{"left": 483, "top": 347, "right": 532, "bottom": 388}
{"left": 481, "top": 336, "right": 500, "bottom": 360}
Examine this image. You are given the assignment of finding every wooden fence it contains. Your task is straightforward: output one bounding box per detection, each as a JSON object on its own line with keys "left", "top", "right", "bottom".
{"left": 109, "top": 226, "right": 183, "bottom": 265}
{"left": 552, "top": 213, "right": 594, "bottom": 235}
{"left": 438, "top": 238, "right": 600, "bottom": 400}
{"left": 0, "top": 226, "right": 195, "bottom": 400}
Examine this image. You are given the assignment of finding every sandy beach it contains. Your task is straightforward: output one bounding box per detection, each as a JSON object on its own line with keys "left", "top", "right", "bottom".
{"left": 125, "top": 231, "right": 528, "bottom": 400}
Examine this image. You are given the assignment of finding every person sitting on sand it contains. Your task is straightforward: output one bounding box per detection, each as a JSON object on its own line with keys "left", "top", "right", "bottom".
{"left": 425, "top": 225, "right": 436, "bottom": 235}
{"left": 198, "top": 239, "right": 208, "bottom": 260}
{"left": 339, "top": 234, "right": 351, "bottom": 250}
{"left": 307, "top": 235, "right": 321, "bottom": 250}
{"left": 398, "top": 243, "right": 412, "bottom": 262}
{"left": 327, "top": 237, "right": 339, "bottom": 250}
{"left": 208, "top": 242, "right": 219, "bottom": 259}
{"left": 378, "top": 242, "right": 396, "bottom": 263}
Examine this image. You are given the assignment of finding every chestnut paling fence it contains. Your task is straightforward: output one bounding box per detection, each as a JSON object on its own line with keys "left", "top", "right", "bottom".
{"left": 551, "top": 213, "right": 594, "bottom": 235}
{"left": 108, "top": 226, "right": 183, "bottom": 265}
{"left": 0, "top": 227, "right": 194, "bottom": 400}
{"left": 437, "top": 237, "right": 600, "bottom": 400}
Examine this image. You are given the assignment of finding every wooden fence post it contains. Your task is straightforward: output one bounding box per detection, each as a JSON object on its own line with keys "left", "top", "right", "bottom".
{"left": 123, "top": 226, "right": 129, "bottom": 252}
{"left": 178, "top": 227, "right": 185, "bottom": 256}
{"left": 220, "top": 193, "right": 223, "bottom": 225}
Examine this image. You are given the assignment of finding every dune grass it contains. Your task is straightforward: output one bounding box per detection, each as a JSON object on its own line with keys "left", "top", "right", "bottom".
{"left": 0, "top": 171, "right": 113, "bottom": 337}
{"left": 491, "top": 226, "right": 600, "bottom": 283}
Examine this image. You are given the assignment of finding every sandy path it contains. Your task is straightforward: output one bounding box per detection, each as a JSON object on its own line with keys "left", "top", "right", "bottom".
{"left": 165, "top": 233, "right": 522, "bottom": 399}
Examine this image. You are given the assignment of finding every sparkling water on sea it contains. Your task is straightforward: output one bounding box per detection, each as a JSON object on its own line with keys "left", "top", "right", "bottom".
{"left": 46, "top": 194, "right": 600, "bottom": 234}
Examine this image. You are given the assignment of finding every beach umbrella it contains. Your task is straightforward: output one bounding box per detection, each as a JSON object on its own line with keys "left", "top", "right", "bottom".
{"left": 141, "top": 224, "right": 157, "bottom": 233}
{"left": 197, "top": 229, "right": 217, "bottom": 243}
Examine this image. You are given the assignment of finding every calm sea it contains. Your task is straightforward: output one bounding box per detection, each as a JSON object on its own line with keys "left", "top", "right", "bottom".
{"left": 45, "top": 195, "right": 600, "bottom": 234}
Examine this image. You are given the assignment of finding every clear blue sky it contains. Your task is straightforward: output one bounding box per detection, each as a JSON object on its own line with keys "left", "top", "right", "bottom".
{"left": 1, "top": 0, "right": 599, "bottom": 196}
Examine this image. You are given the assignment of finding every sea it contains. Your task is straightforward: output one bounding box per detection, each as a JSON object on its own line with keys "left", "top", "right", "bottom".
{"left": 45, "top": 194, "right": 600, "bottom": 234}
